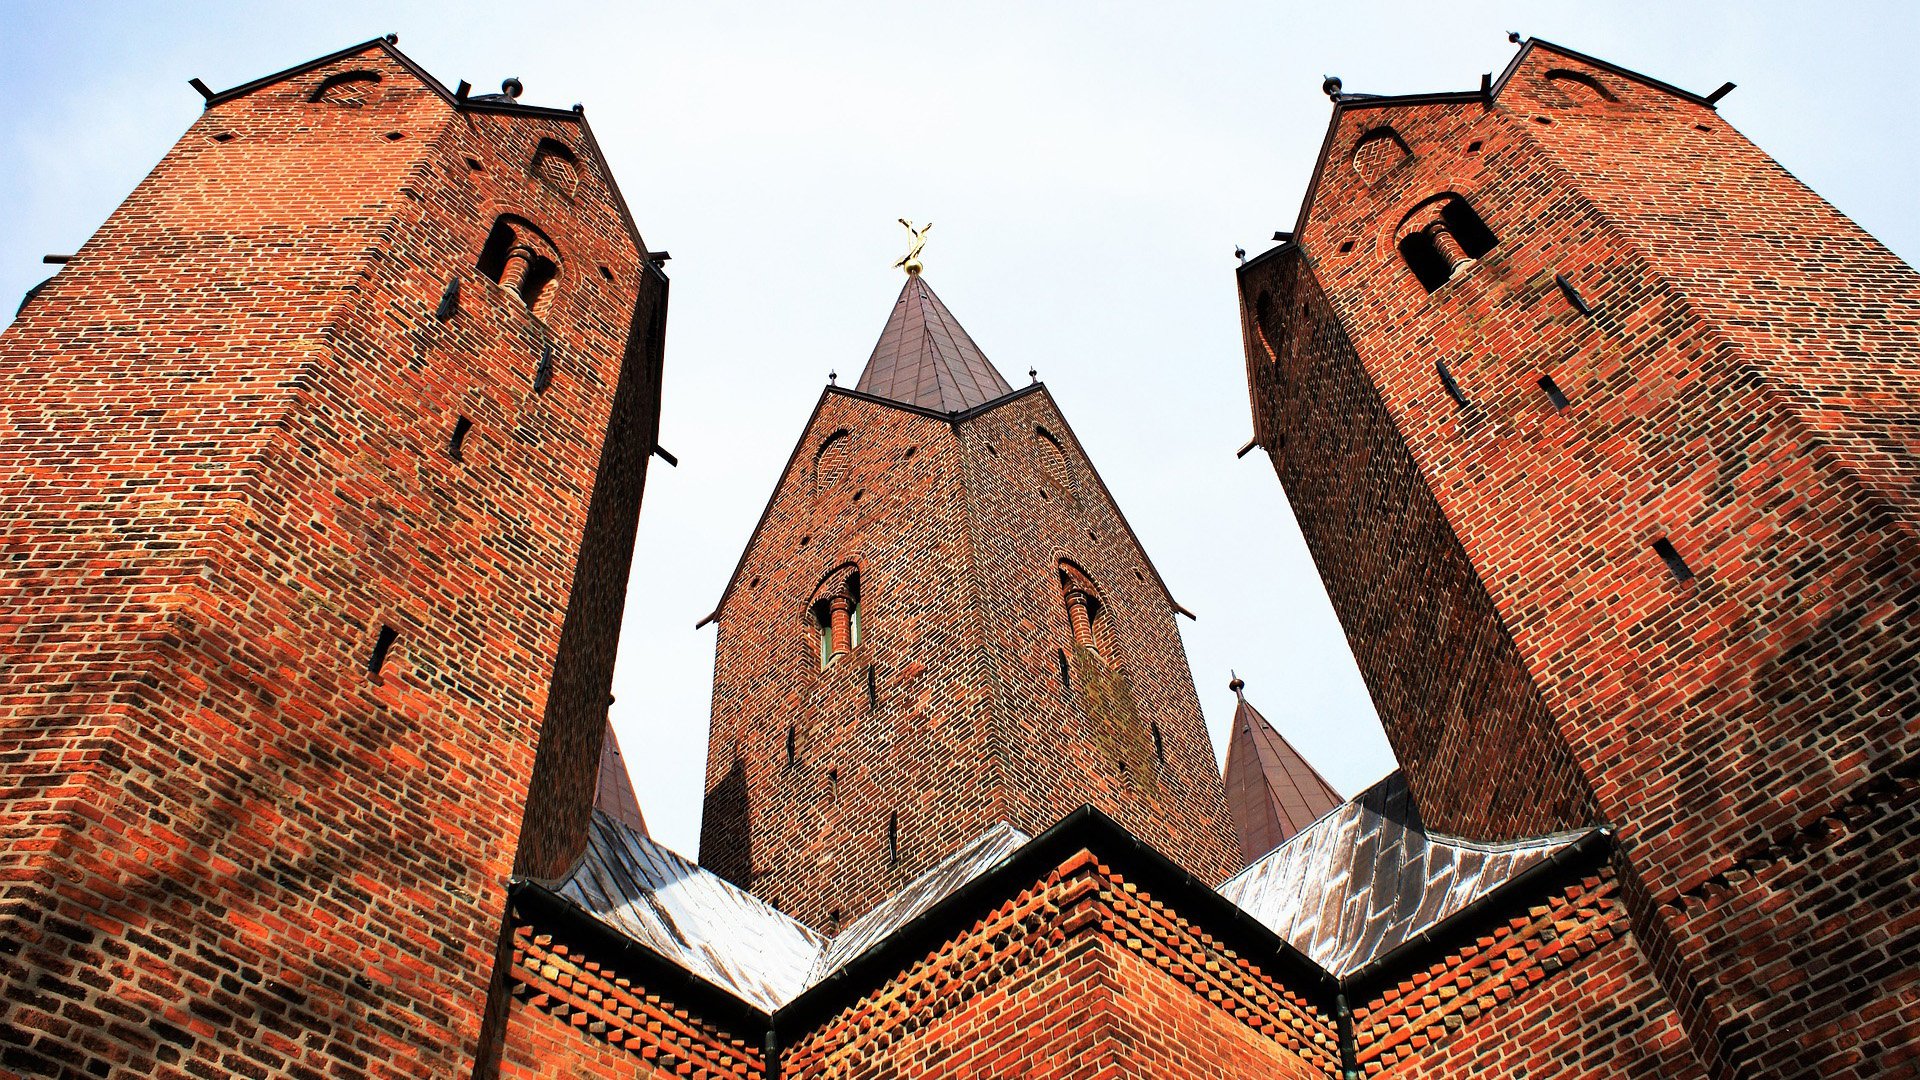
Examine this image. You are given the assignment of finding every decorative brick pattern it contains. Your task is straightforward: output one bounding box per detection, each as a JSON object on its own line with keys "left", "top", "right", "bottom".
{"left": 702, "top": 383, "right": 1238, "bottom": 930}
{"left": 501, "top": 924, "right": 761, "bottom": 1079}
{"left": 1354, "top": 871, "right": 1702, "bottom": 1077}
{"left": 0, "top": 42, "right": 664, "bottom": 1078}
{"left": 781, "top": 848, "right": 1334, "bottom": 1079}
{"left": 1240, "top": 42, "right": 1920, "bottom": 1077}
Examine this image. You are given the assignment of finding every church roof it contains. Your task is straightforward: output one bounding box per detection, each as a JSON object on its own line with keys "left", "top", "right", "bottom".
{"left": 854, "top": 274, "right": 1014, "bottom": 413}
{"left": 1217, "top": 771, "right": 1601, "bottom": 980}
{"left": 519, "top": 794, "right": 1603, "bottom": 1028}
{"left": 532, "top": 811, "right": 1029, "bottom": 1014}
{"left": 1222, "top": 679, "right": 1343, "bottom": 864}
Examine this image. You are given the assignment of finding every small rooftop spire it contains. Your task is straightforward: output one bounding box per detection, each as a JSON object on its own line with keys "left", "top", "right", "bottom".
{"left": 1221, "top": 680, "right": 1341, "bottom": 863}
{"left": 1229, "top": 670, "right": 1245, "bottom": 696}
{"left": 854, "top": 269, "right": 1014, "bottom": 413}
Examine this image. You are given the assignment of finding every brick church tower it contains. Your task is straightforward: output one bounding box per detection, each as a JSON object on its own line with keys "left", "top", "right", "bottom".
{"left": 699, "top": 265, "right": 1240, "bottom": 928}
{"left": 0, "top": 39, "right": 667, "bottom": 1078}
{"left": 1237, "top": 39, "right": 1920, "bottom": 1076}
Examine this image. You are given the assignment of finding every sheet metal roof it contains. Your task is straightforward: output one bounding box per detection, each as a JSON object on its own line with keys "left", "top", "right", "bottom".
{"left": 1217, "top": 771, "right": 1595, "bottom": 978}
{"left": 854, "top": 274, "right": 1014, "bottom": 413}
{"left": 811, "top": 821, "right": 1030, "bottom": 978}
{"left": 545, "top": 812, "right": 1028, "bottom": 1012}
{"left": 544, "top": 780, "right": 1593, "bottom": 1013}
{"left": 552, "top": 812, "right": 825, "bottom": 1012}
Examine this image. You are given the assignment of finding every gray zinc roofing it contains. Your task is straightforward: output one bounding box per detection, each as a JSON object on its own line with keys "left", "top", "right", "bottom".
{"left": 544, "top": 811, "right": 1029, "bottom": 1013}
{"left": 1217, "top": 771, "right": 1596, "bottom": 979}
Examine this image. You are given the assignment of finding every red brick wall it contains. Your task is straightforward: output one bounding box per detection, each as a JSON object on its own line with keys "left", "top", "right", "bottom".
{"left": 1358, "top": 871, "right": 1703, "bottom": 1078}
{"left": 0, "top": 44, "right": 662, "bottom": 1078}
{"left": 1241, "top": 42, "right": 1920, "bottom": 1076}
{"left": 1239, "top": 247, "right": 1598, "bottom": 840}
{"left": 498, "top": 922, "right": 761, "bottom": 1080}
{"left": 702, "top": 387, "right": 1237, "bottom": 930}
{"left": 780, "top": 848, "right": 1334, "bottom": 1078}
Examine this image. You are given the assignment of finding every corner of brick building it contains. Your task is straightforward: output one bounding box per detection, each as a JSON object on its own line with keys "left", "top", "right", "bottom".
{"left": 1241, "top": 40, "right": 1920, "bottom": 1076}
{"left": 0, "top": 41, "right": 662, "bottom": 1078}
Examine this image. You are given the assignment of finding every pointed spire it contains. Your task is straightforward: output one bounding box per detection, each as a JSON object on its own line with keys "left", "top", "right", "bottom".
{"left": 1221, "top": 676, "right": 1341, "bottom": 864}
{"left": 853, "top": 275, "right": 1015, "bottom": 413}
{"left": 595, "top": 721, "right": 649, "bottom": 836}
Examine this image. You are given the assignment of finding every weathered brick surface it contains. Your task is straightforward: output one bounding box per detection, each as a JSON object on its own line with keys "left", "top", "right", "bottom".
{"left": 0, "top": 42, "right": 664, "bottom": 1079}
{"left": 1240, "top": 42, "right": 1920, "bottom": 1077}
{"left": 702, "top": 385, "right": 1238, "bottom": 929}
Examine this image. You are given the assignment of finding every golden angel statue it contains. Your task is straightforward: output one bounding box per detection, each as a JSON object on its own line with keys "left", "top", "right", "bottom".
{"left": 894, "top": 218, "right": 931, "bottom": 275}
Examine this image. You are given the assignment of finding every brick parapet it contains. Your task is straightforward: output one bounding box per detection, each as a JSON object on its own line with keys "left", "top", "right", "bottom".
{"left": 1355, "top": 868, "right": 1705, "bottom": 1077}
{"left": 502, "top": 922, "right": 763, "bottom": 1079}
{"left": 780, "top": 848, "right": 1335, "bottom": 1078}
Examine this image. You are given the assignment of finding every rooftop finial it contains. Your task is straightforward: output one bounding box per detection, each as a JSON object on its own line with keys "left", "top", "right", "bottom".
{"left": 1321, "top": 75, "right": 1342, "bottom": 101}
{"left": 1229, "top": 670, "right": 1245, "bottom": 696}
{"left": 894, "top": 218, "right": 931, "bottom": 276}
{"left": 828, "top": 369, "right": 837, "bottom": 385}
{"left": 501, "top": 77, "right": 524, "bottom": 99}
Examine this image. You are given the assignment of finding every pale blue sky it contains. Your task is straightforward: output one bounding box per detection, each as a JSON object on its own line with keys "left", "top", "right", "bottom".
{"left": 4, "top": 2, "right": 1915, "bottom": 856}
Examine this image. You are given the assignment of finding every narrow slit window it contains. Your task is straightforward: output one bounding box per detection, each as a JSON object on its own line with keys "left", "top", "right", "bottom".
{"left": 1556, "top": 273, "right": 1593, "bottom": 316}
{"left": 435, "top": 276, "right": 460, "bottom": 321}
{"left": 533, "top": 341, "right": 554, "bottom": 393}
{"left": 887, "top": 812, "right": 900, "bottom": 867}
{"left": 1151, "top": 722, "right": 1165, "bottom": 764}
{"left": 367, "top": 625, "right": 398, "bottom": 676}
{"left": 866, "top": 665, "right": 878, "bottom": 710}
{"left": 1057, "top": 649, "right": 1071, "bottom": 691}
{"left": 1539, "top": 375, "right": 1570, "bottom": 409}
{"left": 448, "top": 416, "right": 472, "bottom": 460}
{"left": 1436, "top": 359, "right": 1470, "bottom": 409}
{"left": 786, "top": 724, "right": 797, "bottom": 766}
{"left": 1652, "top": 537, "right": 1696, "bottom": 581}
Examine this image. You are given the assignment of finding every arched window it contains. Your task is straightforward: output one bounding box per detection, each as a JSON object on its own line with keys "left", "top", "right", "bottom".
{"left": 1252, "top": 290, "right": 1281, "bottom": 366}
{"left": 1034, "top": 426, "right": 1074, "bottom": 501}
{"left": 814, "top": 429, "right": 850, "bottom": 491}
{"left": 1058, "top": 560, "right": 1112, "bottom": 660}
{"left": 476, "top": 215, "right": 562, "bottom": 317}
{"left": 531, "top": 138, "right": 581, "bottom": 199}
{"left": 1351, "top": 126, "right": 1412, "bottom": 187}
{"left": 1396, "top": 194, "right": 1498, "bottom": 293}
{"left": 1544, "top": 68, "right": 1616, "bottom": 105}
{"left": 810, "top": 567, "right": 861, "bottom": 668}
{"left": 311, "top": 70, "right": 382, "bottom": 106}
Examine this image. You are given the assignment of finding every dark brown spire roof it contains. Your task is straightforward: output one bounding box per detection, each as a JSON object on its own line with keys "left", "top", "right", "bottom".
{"left": 594, "top": 722, "right": 648, "bottom": 836}
{"left": 854, "top": 274, "right": 1014, "bottom": 413}
{"left": 1222, "top": 680, "right": 1342, "bottom": 865}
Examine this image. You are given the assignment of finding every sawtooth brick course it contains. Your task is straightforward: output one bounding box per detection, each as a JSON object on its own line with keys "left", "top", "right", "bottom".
{"left": 1353, "top": 870, "right": 1703, "bottom": 1077}
{"left": 780, "top": 848, "right": 1336, "bottom": 1078}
